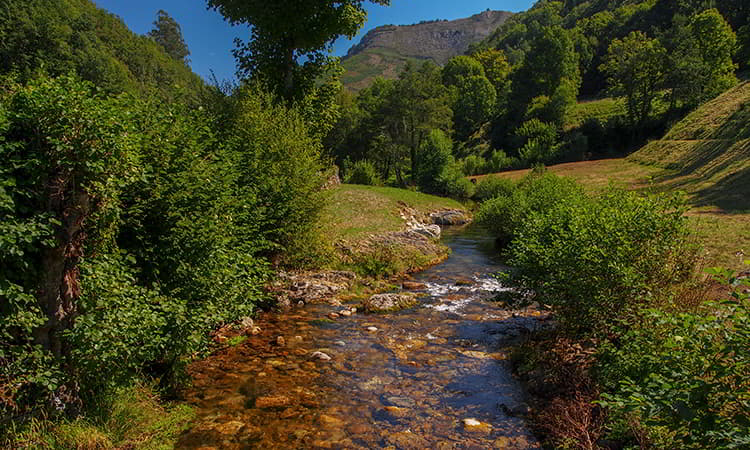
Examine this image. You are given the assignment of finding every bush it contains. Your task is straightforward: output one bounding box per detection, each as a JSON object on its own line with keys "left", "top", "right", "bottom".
{"left": 436, "top": 162, "right": 475, "bottom": 199}
{"left": 415, "top": 129, "right": 454, "bottom": 193}
{"left": 486, "top": 149, "right": 519, "bottom": 172}
{"left": 515, "top": 119, "right": 560, "bottom": 165}
{"left": 459, "top": 154, "right": 487, "bottom": 176}
{"left": 597, "top": 269, "right": 749, "bottom": 449}
{"left": 506, "top": 187, "right": 695, "bottom": 335}
{"left": 477, "top": 171, "right": 585, "bottom": 244}
{"left": 346, "top": 160, "right": 381, "bottom": 186}
{"left": 474, "top": 176, "right": 516, "bottom": 201}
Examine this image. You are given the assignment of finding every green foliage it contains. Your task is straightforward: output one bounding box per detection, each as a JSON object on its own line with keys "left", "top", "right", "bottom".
{"left": 453, "top": 75, "right": 497, "bottom": 140}
{"left": 414, "top": 130, "right": 453, "bottom": 193}
{"left": 487, "top": 149, "right": 520, "bottom": 172}
{"left": 347, "top": 160, "right": 382, "bottom": 186}
{"left": 442, "top": 55, "right": 485, "bottom": 87}
{"left": 474, "top": 176, "right": 516, "bottom": 201}
{"left": 601, "top": 31, "right": 667, "bottom": 127}
{"left": 477, "top": 171, "right": 585, "bottom": 244}
{"left": 666, "top": 9, "right": 738, "bottom": 109}
{"left": 148, "top": 10, "right": 191, "bottom": 64}
{"left": 207, "top": 0, "right": 389, "bottom": 100}
{"left": 507, "top": 187, "right": 695, "bottom": 335}
{"left": 1, "top": 74, "right": 139, "bottom": 416}
{"left": 597, "top": 269, "right": 750, "bottom": 449}
{"left": 0, "top": 0, "right": 205, "bottom": 100}
{"left": 515, "top": 119, "right": 560, "bottom": 164}
{"left": 459, "top": 154, "right": 487, "bottom": 176}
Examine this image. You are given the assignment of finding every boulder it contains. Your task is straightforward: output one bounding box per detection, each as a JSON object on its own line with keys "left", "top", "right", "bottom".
{"left": 430, "top": 210, "right": 469, "bottom": 226}
{"left": 410, "top": 223, "right": 441, "bottom": 239}
{"left": 363, "top": 293, "right": 418, "bottom": 312}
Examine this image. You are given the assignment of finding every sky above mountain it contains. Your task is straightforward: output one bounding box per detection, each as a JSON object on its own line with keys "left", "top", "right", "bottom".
{"left": 92, "top": 0, "right": 534, "bottom": 83}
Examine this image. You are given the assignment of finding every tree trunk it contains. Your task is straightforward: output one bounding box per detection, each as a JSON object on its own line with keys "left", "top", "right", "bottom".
{"left": 34, "top": 175, "right": 89, "bottom": 362}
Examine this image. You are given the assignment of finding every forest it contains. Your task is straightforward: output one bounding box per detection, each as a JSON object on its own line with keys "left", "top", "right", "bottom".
{"left": 1, "top": 0, "right": 749, "bottom": 448}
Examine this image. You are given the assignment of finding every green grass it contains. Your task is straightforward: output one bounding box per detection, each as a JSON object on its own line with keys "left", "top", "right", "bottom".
{"left": 8, "top": 383, "right": 195, "bottom": 449}
{"left": 322, "top": 184, "right": 465, "bottom": 242}
{"left": 565, "top": 97, "right": 626, "bottom": 130}
{"left": 478, "top": 82, "right": 750, "bottom": 269}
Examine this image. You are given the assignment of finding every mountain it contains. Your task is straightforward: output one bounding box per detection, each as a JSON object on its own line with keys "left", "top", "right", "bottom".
{"left": 341, "top": 10, "right": 513, "bottom": 90}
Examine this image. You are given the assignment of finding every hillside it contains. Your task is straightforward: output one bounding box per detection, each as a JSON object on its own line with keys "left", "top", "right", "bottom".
{"left": 0, "top": 0, "right": 205, "bottom": 99}
{"left": 341, "top": 10, "right": 512, "bottom": 90}
{"left": 477, "top": 81, "right": 750, "bottom": 269}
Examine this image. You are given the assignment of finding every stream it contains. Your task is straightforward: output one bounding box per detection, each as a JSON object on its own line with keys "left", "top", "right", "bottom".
{"left": 178, "top": 226, "right": 547, "bottom": 449}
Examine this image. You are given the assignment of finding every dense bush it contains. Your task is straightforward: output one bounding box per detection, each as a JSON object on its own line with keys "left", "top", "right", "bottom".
{"left": 597, "top": 269, "right": 750, "bottom": 449}
{"left": 477, "top": 170, "right": 585, "bottom": 244}
{"left": 507, "top": 187, "right": 695, "bottom": 335}
{"left": 346, "top": 160, "right": 382, "bottom": 186}
{"left": 459, "top": 154, "right": 487, "bottom": 176}
{"left": 474, "top": 176, "right": 516, "bottom": 201}
{"left": 0, "top": 75, "right": 325, "bottom": 424}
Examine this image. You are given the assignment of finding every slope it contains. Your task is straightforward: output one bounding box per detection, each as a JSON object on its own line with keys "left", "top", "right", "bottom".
{"left": 0, "top": 0, "right": 205, "bottom": 100}
{"left": 341, "top": 10, "right": 512, "bottom": 91}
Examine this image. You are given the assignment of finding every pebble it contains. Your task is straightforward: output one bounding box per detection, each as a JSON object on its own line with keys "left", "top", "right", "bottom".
{"left": 250, "top": 327, "right": 262, "bottom": 335}
{"left": 339, "top": 310, "right": 352, "bottom": 317}
{"left": 328, "top": 312, "right": 340, "bottom": 319}
{"left": 334, "top": 340, "right": 346, "bottom": 346}
{"left": 463, "top": 418, "right": 492, "bottom": 434}
{"left": 311, "top": 351, "right": 332, "bottom": 361}
{"left": 276, "top": 336, "right": 286, "bottom": 346}
{"left": 293, "top": 335, "right": 304, "bottom": 342}
{"left": 254, "top": 395, "right": 292, "bottom": 409}
{"left": 366, "top": 326, "right": 378, "bottom": 332}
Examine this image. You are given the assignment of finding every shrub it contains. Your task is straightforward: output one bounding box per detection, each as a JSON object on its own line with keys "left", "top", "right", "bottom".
{"left": 486, "top": 149, "right": 519, "bottom": 172}
{"left": 459, "top": 154, "right": 487, "bottom": 176}
{"left": 346, "top": 160, "right": 381, "bottom": 186}
{"left": 506, "top": 188, "right": 695, "bottom": 335}
{"left": 474, "top": 176, "right": 516, "bottom": 201}
{"left": 436, "top": 162, "right": 476, "bottom": 199}
{"left": 477, "top": 171, "right": 585, "bottom": 244}
{"left": 515, "top": 119, "right": 560, "bottom": 165}
{"left": 596, "top": 268, "right": 749, "bottom": 449}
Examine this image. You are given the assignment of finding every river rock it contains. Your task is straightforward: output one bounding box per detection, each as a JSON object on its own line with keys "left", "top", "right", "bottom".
{"left": 402, "top": 281, "right": 427, "bottom": 290}
{"left": 384, "top": 406, "right": 410, "bottom": 418}
{"left": 254, "top": 395, "right": 291, "bottom": 409}
{"left": 215, "top": 420, "right": 245, "bottom": 436}
{"left": 363, "top": 293, "right": 418, "bottom": 312}
{"left": 311, "top": 351, "right": 332, "bottom": 361}
{"left": 386, "top": 431, "right": 429, "bottom": 449}
{"left": 410, "top": 223, "right": 442, "bottom": 239}
{"left": 431, "top": 210, "right": 469, "bottom": 225}
{"left": 463, "top": 418, "right": 492, "bottom": 434}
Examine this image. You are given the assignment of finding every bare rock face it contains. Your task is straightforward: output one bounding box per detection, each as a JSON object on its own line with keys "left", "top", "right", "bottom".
{"left": 363, "top": 293, "right": 418, "bottom": 312}
{"left": 342, "top": 10, "right": 514, "bottom": 90}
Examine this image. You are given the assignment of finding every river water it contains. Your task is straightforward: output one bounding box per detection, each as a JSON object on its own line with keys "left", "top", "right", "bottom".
{"left": 178, "top": 226, "right": 546, "bottom": 449}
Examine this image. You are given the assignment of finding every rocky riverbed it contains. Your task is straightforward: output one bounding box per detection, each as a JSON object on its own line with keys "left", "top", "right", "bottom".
{"left": 177, "top": 226, "right": 550, "bottom": 449}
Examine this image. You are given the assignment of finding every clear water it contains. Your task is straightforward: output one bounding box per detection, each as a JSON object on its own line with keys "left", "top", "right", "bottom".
{"left": 177, "top": 225, "right": 543, "bottom": 449}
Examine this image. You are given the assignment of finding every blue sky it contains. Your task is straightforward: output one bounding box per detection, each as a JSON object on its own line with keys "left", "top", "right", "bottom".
{"left": 92, "top": 1, "right": 534, "bottom": 82}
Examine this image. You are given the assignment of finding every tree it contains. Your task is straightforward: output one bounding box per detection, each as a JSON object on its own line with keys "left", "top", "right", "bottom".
{"left": 148, "top": 10, "right": 191, "bottom": 64}
{"left": 509, "top": 26, "right": 580, "bottom": 122}
{"left": 453, "top": 75, "right": 496, "bottom": 140}
{"left": 442, "top": 55, "right": 485, "bottom": 87}
{"left": 383, "top": 62, "right": 453, "bottom": 183}
{"left": 471, "top": 48, "right": 511, "bottom": 97}
{"left": 207, "top": 0, "right": 390, "bottom": 100}
{"left": 601, "top": 31, "right": 667, "bottom": 128}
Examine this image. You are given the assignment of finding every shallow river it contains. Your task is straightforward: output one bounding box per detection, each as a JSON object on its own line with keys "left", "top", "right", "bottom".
{"left": 178, "top": 226, "right": 545, "bottom": 449}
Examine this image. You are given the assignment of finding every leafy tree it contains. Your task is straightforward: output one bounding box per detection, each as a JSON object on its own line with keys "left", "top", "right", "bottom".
{"left": 148, "top": 10, "right": 191, "bottom": 64}
{"left": 442, "top": 55, "right": 485, "bottom": 87}
{"left": 454, "top": 75, "right": 496, "bottom": 140}
{"left": 663, "top": 9, "right": 737, "bottom": 110}
{"left": 1, "top": 75, "right": 139, "bottom": 410}
{"left": 471, "top": 48, "right": 511, "bottom": 100}
{"left": 509, "top": 26, "right": 580, "bottom": 124}
{"left": 381, "top": 62, "right": 453, "bottom": 182}
{"left": 206, "top": 0, "right": 389, "bottom": 100}
{"left": 601, "top": 31, "right": 667, "bottom": 128}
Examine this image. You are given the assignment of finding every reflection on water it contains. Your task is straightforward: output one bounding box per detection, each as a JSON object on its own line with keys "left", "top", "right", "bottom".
{"left": 178, "top": 225, "right": 544, "bottom": 449}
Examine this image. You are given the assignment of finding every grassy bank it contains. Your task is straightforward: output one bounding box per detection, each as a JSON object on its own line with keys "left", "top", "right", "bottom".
{"left": 322, "top": 184, "right": 465, "bottom": 241}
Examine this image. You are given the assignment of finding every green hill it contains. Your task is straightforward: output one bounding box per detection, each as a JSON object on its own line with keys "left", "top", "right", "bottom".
{"left": 629, "top": 81, "right": 750, "bottom": 212}
{"left": 0, "top": 0, "right": 205, "bottom": 99}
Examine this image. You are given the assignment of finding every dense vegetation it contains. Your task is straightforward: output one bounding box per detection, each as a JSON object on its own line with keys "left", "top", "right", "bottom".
{"left": 476, "top": 170, "right": 749, "bottom": 449}
{"left": 327, "top": 0, "right": 747, "bottom": 193}
{"left": 0, "top": 0, "right": 338, "bottom": 443}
